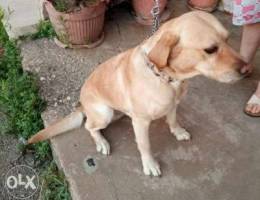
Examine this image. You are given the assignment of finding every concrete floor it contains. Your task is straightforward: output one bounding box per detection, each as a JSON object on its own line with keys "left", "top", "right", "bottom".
{"left": 21, "top": 1, "right": 260, "bottom": 200}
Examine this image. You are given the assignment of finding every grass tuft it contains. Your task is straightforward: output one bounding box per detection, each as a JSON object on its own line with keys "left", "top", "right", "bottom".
{"left": 40, "top": 162, "right": 72, "bottom": 200}
{"left": 32, "top": 20, "right": 56, "bottom": 39}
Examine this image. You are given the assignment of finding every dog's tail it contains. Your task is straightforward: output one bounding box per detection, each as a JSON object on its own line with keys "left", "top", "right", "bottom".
{"left": 27, "top": 106, "right": 85, "bottom": 144}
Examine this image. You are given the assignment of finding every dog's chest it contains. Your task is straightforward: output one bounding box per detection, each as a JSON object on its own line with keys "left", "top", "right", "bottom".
{"left": 134, "top": 81, "right": 184, "bottom": 119}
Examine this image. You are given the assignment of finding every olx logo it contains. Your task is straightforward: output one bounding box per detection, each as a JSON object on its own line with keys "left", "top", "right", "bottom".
{"left": 6, "top": 174, "right": 36, "bottom": 189}
{"left": 4, "top": 165, "right": 40, "bottom": 199}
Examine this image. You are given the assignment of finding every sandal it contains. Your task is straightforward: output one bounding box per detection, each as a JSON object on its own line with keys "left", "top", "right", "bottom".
{"left": 187, "top": 0, "right": 218, "bottom": 12}
{"left": 244, "top": 94, "right": 260, "bottom": 117}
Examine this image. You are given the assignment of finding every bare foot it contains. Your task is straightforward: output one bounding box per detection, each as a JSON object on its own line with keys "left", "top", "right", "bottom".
{"left": 245, "top": 82, "right": 260, "bottom": 115}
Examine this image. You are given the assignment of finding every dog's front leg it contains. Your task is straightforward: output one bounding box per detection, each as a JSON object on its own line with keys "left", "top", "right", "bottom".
{"left": 166, "top": 106, "right": 191, "bottom": 141}
{"left": 132, "top": 118, "right": 161, "bottom": 176}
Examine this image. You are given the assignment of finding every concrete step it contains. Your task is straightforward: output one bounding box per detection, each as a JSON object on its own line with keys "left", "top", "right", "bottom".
{"left": 42, "top": 66, "right": 260, "bottom": 200}
{"left": 0, "top": 0, "right": 44, "bottom": 38}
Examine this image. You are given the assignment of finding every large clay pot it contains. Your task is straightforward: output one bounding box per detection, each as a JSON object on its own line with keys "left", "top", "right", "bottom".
{"left": 132, "top": 0, "right": 170, "bottom": 25}
{"left": 187, "top": 0, "right": 219, "bottom": 12}
{"left": 44, "top": 0, "right": 106, "bottom": 48}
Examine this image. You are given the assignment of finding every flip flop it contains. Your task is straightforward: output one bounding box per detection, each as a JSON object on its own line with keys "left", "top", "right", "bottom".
{"left": 244, "top": 94, "right": 260, "bottom": 117}
{"left": 187, "top": 0, "right": 218, "bottom": 12}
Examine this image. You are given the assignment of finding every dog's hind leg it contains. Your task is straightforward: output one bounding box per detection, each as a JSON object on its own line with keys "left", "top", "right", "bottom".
{"left": 84, "top": 103, "right": 114, "bottom": 155}
{"left": 166, "top": 106, "right": 191, "bottom": 141}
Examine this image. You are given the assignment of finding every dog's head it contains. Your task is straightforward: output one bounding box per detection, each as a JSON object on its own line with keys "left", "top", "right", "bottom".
{"left": 147, "top": 11, "right": 246, "bottom": 83}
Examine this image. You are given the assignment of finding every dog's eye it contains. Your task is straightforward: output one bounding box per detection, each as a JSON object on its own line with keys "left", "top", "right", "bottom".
{"left": 204, "top": 46, "right": 218, "bottom": 54}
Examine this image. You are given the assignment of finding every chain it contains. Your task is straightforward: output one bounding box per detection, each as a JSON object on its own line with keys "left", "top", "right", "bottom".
{"left": 151, "top": 0, "right": 160, "bottom": 35}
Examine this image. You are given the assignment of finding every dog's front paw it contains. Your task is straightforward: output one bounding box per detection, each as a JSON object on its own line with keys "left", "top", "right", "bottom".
{"left": 142, "top": 157, "right": 161, "bottom": 176}
{"left": 173, "top": 127, "right": 191, "bottom": 141}
{"left": 96, "top": 138, "right": 110, "bottom": 155}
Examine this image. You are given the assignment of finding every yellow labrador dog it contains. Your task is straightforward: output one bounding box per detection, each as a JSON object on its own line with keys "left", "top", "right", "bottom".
{"left": 28, "top": 11, "right": 245, "bottom": 176}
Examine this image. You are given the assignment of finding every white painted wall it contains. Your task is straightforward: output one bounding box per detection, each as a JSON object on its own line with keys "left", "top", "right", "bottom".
{"left": 0, "top": 0, "right": 44, "bottom": 38}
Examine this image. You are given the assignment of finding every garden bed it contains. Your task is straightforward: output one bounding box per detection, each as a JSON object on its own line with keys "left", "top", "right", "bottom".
{"left": 0, "top": 12, "right": 71, "bottom": 199}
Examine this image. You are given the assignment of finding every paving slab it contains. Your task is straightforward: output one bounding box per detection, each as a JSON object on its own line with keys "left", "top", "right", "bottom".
{"left": 0, "top": 0, "right": 43, "bottom": 38}
{"left": 21, "top": 1, "right": 260, "bottom": 200}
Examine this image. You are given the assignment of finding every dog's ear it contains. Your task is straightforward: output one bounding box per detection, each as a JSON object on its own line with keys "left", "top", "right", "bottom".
{"left": 148, "top": 32, "right": 179, "bottom": 70}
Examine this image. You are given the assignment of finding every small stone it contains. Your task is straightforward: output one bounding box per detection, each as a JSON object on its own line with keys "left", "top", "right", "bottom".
{"left": 86, "top": 158, "right": 95, "bottom": 167}
{"left": 51, "top": 74, "right": 56, "bottom": 79}
{"left": 84, "top": 156, "right": 98, "bottom": 174}
{"left": 40, "top": 77, "right": 46, "bottom": 81}
{"left": 18, "top": 137, "right": 27, "bottom": 145}
{"left": 66, "top": 96, "right": 71, "bottom": 101}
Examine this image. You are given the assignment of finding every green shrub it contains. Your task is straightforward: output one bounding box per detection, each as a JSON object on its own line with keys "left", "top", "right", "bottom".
{"left": 52, "top": 0, "right": 101, "bottom": 12}
{"left": 53, "top": 0, "right": 71, "bottom": 12}
{"left": 32, "top": 20, "right": 56, "bottom": 39}
{"left": 0, "top": 22, "right": 49, "bottom": 154}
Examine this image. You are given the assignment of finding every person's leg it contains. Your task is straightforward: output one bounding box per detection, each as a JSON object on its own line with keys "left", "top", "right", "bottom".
{"left": 245, "top": 81, "right": 260, "bottom": 114}
{"left": 240, "top": 23, "right": 260, "bottom": 74}
{"left": 240, "top": 23, "right": 260, "bottom": 115}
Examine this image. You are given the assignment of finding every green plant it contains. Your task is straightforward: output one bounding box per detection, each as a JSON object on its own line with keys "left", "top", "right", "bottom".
{"left": 32, "top": 20, "right": 56, "bottom": 39}
{"left": 52, "top": 0, "right": 101, "bottom": 12}
{"left": 0, "top": 12, "right": 71, "bottom": 200}
{"left": 18, "top": 20, "right": 56, "bottom": 41}
{"left": 53, "top": 0, "right": 72, "bottom": 12}
{"left": 40, "top": 162, "right": 72, "bottom": 200}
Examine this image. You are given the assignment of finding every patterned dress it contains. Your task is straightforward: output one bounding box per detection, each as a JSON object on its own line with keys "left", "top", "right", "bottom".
{"left": 233, "top": 0, "right": 260, "bottom": 25}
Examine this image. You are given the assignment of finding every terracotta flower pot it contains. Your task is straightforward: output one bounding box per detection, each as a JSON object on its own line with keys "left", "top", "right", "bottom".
{"left": 132, "top": 0, "right": 170, "bottom": 25}
{"left": 187, "top": 0, "right": 219, "bottom": 12}
{"left": 44, "top": 0, "right": 106, "bottom": 48}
